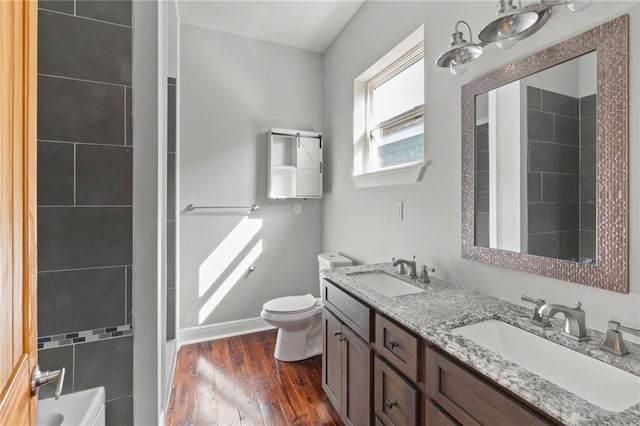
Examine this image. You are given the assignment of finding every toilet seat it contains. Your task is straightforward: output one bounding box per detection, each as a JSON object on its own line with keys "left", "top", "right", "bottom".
{"left": 262, "top": 294, "right": 318, "bottom": 314}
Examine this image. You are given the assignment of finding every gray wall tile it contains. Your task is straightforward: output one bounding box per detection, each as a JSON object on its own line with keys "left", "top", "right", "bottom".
{"left": 38, "top": 141, "right": 74, "bottom": 206}
{"left": 541, "top": 89, "right": 578, "bottom": 117}
{"left": 76, "top": 0, "right": 132, "bottom": 26}
{"left": 553, "top": 115, "right": 579, "bottom": 146}
{"left": 166, "top": 288, "right": 175, "bottom": 341}
{"left": 555, "top": 203, "right": 579, "bottom": 231}
{"left": 527, "top": 110, "right": 554, "bottom": 142}
{"left": 75, "top": 337, "right": 133, "bottom": 400}
{"left": 580, "top": 116, "right": 596, "bottom": 146}
{"left": 38, "top": 76, "right": 125, "bottom": 145}
{"left": 542, "top": 174, "right": 578, "bottom": 203}
{"left": 38, "top": 10, "right": 131, "bottom": 84}
{"left": 529, "top": 232, "right": 563, "bottom": 259}
{"left": 580, "top": 230, "right": 597, "bottom": 259}
{"left": 167, "top": 221, "right": 176, "bottom": 289}
{"left": 76, "top": 145, "right": 132, "bottom": 205}
{"left": 38, "top": 207, "right": 132, "bottom": 271}
{"left": 106, "top": 396, "right": 133, "bottom": 426}
{"left": 167, "top": 153, "right": 176, "bottom": 220}
{"left": 475, "top": 233, "right": 489, "bottom": 248}
{"left": 528, "top": 172, "right": 542, "bottom": 202}
{"left": 168, "top": 83, "right": 176, "bottom": 153}
{"left": 38, "top": 0, "right": 74, "bottom": 13}
{"left": 475, "top": 191, "right": 489, "bottom": 213}
{"left": 564, "top": 231, "right": 579, "bottom": 259}
{"left": 126, "top": 87, "right": 132, "bottom": 146}
{"left": 579, "top": 174, "right": 596, "bottom": 202}
{"left": 37, "top": 346, "right": 74, "bottom": 398}
{"left": 580, "top": 94, "right": 596, "bottom": 118}
{"left": 529, "top": 141, "right": 578, "bottom": 174}
{"left": 476, "top": 150, "right": 489, "bottom": 172}
{"left": 126, "top": 266, "right": 132, "bottom": 325}
{"left": 476, "top": 171, "right": 489, "bottom": 192}
{"left": 580, "top": 145, "right": 596, "bottom": 174}
{"left": 580, "top": 202, "right": 596, "bottom": 231}
{"left": 475, "top": 212, "right": 489, "bottom": 234}
{"left": 527, "top": 86, "right": 541, "bottom": 110}
{"left": 38, "top": 267, "right": 126, "bottom": 336}
{"left": 528, "top": 203, "right": 554, "bottom": 234}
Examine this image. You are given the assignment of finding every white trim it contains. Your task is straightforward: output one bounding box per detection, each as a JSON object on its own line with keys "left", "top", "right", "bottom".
{"left": 352, "top": 161, "right": 426, "bottom": 188}
{"left": 178, "top": 317, "right": 275, "bottom": 346}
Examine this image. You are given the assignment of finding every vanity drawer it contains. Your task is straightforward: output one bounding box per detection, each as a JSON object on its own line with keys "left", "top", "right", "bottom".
{"left": 424, "top": 345, "right": 553, "bottom": 426}
{"left": 375, "top": 313, "right": 420, "bottom": 383}
{"left": 423, "top": 398, "right": 460, "bottom": 426}
{"left": 323, "top": 279, "right": 372, "bottom": 342}
{"left": 374, "top": 356, "right": 419, "bottom": 426}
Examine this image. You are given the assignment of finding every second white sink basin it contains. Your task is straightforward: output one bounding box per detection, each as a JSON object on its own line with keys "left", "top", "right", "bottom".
{"left": 453, "top": 320, "right": 640, "bottom": 412}
{"left": 351, "top": 272, "right": 424, "bottom": 298}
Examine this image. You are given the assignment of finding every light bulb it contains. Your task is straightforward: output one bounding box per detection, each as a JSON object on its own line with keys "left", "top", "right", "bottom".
{"left": 496, "top": 37, "right": 516, "bottom": 49}
{"left": 497, "top": 16, "right": 516, "bottom": 39}
{"left": 566, "top": 0, "right": 591, "bottom": 12}
{"left": 450, "top": 60, "right": 467, "bottom": 75}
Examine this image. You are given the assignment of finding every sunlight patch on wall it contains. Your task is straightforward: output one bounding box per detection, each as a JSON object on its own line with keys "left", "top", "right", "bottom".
{"left": 198, "top": 239, "right": 263, "bottom": 324}
{"left": 198, "top": 217, "right": 263, "bottom": 297}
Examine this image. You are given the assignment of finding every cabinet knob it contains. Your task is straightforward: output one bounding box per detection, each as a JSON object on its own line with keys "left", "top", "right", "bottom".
{"left": 385, "top": 399, "right": 397, "bottom": 409}
{"left": 338, "top": 336, "right": 347, "bottom": 342}
{"left": 332, "top": 330, "right": 342, "bottom": 337}
{"left": 386, "top": 340, "right": 399, "bottom": 349}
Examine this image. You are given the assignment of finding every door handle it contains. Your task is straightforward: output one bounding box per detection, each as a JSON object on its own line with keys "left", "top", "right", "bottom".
{"left": 31, "top": 365, "right": 65, "bottom": 399}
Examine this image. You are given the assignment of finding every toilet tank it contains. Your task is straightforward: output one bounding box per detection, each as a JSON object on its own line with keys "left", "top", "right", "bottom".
{"left": 318, "top": 253, "right": 353, "bottom": 295}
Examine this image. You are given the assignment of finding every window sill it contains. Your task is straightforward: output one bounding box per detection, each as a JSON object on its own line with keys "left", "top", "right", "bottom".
{"left": 352, "top": 161, "right": 426, "bottom": 188}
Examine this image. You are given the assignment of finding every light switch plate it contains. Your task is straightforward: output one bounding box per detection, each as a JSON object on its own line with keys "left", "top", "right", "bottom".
{"left": 294, "top": 203, "right": 302, "bottom": 215}
{"left": 393, "top": 201, "right": 403, "bottom": 220}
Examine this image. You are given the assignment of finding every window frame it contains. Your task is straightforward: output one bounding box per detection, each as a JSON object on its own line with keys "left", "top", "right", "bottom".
{"left": 364, "top": 42, "right": 425, "bottom": 173}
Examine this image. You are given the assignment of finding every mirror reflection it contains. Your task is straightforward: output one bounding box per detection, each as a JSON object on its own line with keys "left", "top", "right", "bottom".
{"left": 474, "top": 51, "right": 597, "bottom": 264}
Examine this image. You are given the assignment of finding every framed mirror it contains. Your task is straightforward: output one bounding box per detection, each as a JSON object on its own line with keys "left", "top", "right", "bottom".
{"left": 461, "top": 15, "right": 628, "bottom": 293}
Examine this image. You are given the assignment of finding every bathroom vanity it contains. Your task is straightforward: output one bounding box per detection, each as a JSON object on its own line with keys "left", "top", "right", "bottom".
{"left": 321, "top": 264, "right": 640, "bottom": 425}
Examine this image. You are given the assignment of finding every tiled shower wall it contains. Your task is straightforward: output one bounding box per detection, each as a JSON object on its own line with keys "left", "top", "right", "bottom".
{"left": 36, "top": 2, "right": 133, "bottom": 425}
{"left": 167, "top": 77, "right": 176, "bottom": 341}
{"left": 474, "top": 123, "right": 489, "bottom": 248}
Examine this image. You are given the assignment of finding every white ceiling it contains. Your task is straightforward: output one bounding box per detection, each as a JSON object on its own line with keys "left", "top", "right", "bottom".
{"left": 177, "top": 1, "right": 366, "bottom": 53}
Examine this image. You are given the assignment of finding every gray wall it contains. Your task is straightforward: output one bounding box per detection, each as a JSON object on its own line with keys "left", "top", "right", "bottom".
{"left": 179, "top": 24, "right": 324, "bottom": 329}
{"left": 526, "top": 86, "right": 581, "bottom": 260}
{"left": 167, "top": 77, "right": 177, "bottom": 341}
{"left": 37, "top": 2, "right": 133, "bottom": 424}
{"left": 579, "top": 93, "right": 597, "bottom": 260}
{"left": 322, "top": 1, "right": 640, "bottom": 330}
{"left": 475, "top": 123, "right": 489, "bottom": 247}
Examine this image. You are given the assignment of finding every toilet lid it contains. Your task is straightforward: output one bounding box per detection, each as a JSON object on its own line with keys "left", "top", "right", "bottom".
{"left": 263, "top": 294, "right": 318, "bottom": 314}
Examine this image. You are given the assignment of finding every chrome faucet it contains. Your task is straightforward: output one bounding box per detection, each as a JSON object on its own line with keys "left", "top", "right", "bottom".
{"left": 600, "top": 321, "right": 640, "bottom": 356}
{"left": 537, "top": 302, "right": 590, "bottom": 341}
{"left": 392, "top": 256, "right": 417, "bottom": 279}
{"left": 521, "top": 295, "right": 551, "bottom": 328}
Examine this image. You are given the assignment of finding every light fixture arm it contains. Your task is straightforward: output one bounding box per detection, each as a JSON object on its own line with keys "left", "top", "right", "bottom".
{"left": 454, "top": 20, "right": 475, "bottom": 43}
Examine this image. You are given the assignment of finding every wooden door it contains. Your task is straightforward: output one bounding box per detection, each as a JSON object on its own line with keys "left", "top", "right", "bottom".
{"left": 322, "top": 309, "right": 342, "bottom": 412}
{"left": 0, "top": 1, "right": 38, "bottom": 425}
{"left": 342, "top": 325, "right": 372, "bottom": 426}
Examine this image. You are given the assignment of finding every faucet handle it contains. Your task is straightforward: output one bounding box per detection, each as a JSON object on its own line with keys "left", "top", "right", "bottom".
{"left": 521, "top": 295, "right": 552, "bottom": 328}
{"left": 574, "top": 301, "right": 583, "bottom": 310}
{"left": 419, "top": 265, "right": 435, "bottom": 283}
{"left": 599, "top": 320, "right": 639, "bottom": 356}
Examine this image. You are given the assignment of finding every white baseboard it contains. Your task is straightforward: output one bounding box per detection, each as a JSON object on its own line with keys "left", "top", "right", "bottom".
{"left": 178, "top": 317, "right": 275, "bottom": 346}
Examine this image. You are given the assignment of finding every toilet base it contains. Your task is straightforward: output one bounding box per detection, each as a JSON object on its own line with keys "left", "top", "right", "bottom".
{"left": 273, "top": 314, "right": 322, "bottom": 362}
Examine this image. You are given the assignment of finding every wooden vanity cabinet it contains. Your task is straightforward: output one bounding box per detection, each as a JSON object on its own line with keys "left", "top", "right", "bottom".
{"left": 322, "top": 280, "right": 373, "bottom": 426}
{"left": 424, "top": 345, "right": 555, "bottom": 426}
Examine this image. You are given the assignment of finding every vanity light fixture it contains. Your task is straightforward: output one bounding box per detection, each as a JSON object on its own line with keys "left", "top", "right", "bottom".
{"left": 435, "top": 21, "right": 483, "bottom": 76}
{"left": 436, "top": 0, "right": 590, "bottom": 75}
{"left": 478, "top": 0, "right": 539, "bottom": 49}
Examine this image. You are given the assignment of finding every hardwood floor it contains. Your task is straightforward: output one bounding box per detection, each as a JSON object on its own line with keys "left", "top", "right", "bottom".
{"left": 167, "top": 329, "right": 343, "bottom": 425}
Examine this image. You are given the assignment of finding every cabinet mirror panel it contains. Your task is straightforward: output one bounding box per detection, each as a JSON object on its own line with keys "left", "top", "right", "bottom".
{"left": 461, "top": 15, "right": 628, "bottom": 293}
{"left": 474, "top": 52, "right": 596, "bottom": 265}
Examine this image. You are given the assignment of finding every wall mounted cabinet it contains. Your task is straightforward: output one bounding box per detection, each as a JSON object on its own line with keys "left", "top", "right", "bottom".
{"left": 268, "top": 128, "right": 322, "bottom": 199}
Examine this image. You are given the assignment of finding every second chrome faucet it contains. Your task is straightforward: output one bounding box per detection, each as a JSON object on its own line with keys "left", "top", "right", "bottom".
{"left": 522, "top": 295, "right": 590, "bottom": 341}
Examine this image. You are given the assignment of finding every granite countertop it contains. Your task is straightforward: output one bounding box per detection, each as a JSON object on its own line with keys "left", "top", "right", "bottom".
{"left": 321, "top": 263, "right": 640, "bottom": 426}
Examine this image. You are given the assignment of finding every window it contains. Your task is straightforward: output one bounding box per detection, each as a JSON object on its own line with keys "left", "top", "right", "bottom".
{"left": 365, "top": 43, "right": 424, "bottom": 172}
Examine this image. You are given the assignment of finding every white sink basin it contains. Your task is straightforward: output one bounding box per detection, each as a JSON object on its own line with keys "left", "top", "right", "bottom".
{"left": 453, "top": 320, "right": 640, "bottom": 412}
{"left": 351, "top": 272, "right": 424, "bottom": 298}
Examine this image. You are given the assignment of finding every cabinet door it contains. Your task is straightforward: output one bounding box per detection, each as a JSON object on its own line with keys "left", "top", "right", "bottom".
{"left": 296, "top": 136, "right": 322, "bottom": 197}
{"left": 322, "top": 309, "right": 343, "bottom": 412}
{"left": 423, "top": 398, "right": 460, "bottom": 426}
{"left": 342, "top": 325, "right": 372, "bottom": 426}
{"left": 374, "top": 357, "right": 418, "bottom": 426}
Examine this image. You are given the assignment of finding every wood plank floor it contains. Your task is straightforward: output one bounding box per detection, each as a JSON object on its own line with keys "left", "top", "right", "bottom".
{"left": 167, "top": 329, "right": 343, "bottom": 425}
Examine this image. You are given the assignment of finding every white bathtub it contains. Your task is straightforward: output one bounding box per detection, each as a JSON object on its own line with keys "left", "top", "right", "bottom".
{"left": 38, "top": 387, "right": 105, "bottom": 426}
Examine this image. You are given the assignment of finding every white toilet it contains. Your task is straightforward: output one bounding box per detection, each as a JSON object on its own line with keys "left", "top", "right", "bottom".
{"left": 260, "top": 253, "right": 353, "bottom": 362}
